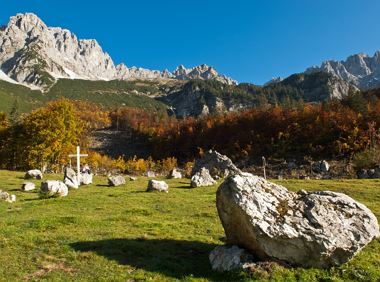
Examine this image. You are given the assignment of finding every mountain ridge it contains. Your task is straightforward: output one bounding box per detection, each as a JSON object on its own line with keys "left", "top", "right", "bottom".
{"left": 0, "top": 13, "right": 237, "bottom": 90}
{"left": 306, "top": 51, "right": 380, "bottom": 90}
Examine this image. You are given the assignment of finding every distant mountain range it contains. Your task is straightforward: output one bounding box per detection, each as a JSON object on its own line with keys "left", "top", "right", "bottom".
{"left": 306, "top": 52, "right": 380, "bottom": 90}
{"left": 0, "top": 13, "right": 236, "bottom": 90}
{"left": 0, "top": 13, "right": 379, "bottom": 118}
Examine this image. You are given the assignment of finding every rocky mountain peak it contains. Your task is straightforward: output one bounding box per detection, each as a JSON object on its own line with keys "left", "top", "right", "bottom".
{"left": 0, "top": 13, "right": 237, "bottom": 90}
{"left": 306, "top": 51, "right": 380, "bottom": 90}
{"left": 172, "top": 64, "right": 236, "bottom": 85}
{"left": 9, "top": 13, "right": 47, "bottom": 33}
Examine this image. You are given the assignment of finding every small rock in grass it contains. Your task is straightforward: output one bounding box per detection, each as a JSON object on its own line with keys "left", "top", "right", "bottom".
{"left": 147, "top": 180, "right": 169, "bottom": 193}
{"left": 80, "top": 173, "right": 93, "bottom": 185}
{"left": 168, "top": 168, "right": 182, "bottom": 179}
{"left": 108, "top": 175, "right": 126, "bottom": 187}
{"left": 146, "top": 171, "right": 156, "bottom": 178}
{"left": 190, "top": 167, "right": 216, "bottom": 188}
{"left": 25, "top": 169, "right": 43, "bottom": 180}
{"left": 209, "top": 245, "right": 253, "bottom": 272}
{"left": 21, "top": 182, "right": 35, "bottom": 191}
{"left": 0, "top": 190, "right": 16, "bottom": 203}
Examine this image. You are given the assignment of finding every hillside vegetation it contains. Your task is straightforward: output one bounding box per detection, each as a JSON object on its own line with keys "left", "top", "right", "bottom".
{"left": 0, "top": 71, "right": 356, "bottom": 117}
{"left": 0, "top": 79, "right": 170, "bottom": 114}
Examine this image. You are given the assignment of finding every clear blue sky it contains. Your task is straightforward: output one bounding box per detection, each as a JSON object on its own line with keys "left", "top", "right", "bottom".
{"left": 1, "top": 0, "right": 379, "bottom": 84}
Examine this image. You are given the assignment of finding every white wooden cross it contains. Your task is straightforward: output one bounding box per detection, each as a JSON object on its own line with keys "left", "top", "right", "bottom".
{"left": 68, "top": 146, "right": 88, "bottom": 185}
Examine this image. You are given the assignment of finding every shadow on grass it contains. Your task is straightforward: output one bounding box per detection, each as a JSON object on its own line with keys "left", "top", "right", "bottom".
{"left": 70, "top": 238, "right": 232, "bottom": 280}
{"left": 95, "top": 184, "right": 110, "bottom": 187}
{"left": 174, "top": 185, "right": 192, "bottom": 189}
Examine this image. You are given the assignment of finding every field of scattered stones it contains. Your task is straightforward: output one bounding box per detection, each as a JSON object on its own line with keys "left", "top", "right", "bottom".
{"left": 0, "top": 166, "right": 379, "bottom": 281}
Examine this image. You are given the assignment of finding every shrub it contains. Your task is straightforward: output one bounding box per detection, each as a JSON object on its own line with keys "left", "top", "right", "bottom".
{"left": 352, "top": 145, "right": 380, "bottom": 170}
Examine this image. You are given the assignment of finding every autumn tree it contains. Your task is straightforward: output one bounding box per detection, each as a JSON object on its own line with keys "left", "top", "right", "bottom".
{"left": 18, "top": 99, "right": 85, "bottom": 170}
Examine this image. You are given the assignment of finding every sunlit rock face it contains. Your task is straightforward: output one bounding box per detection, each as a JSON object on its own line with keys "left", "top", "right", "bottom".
{"left": 0, "top": 13, "right": 237, "bottom": 90}
{"left": 306, "top": 52, "right": 380, "bottom": 90}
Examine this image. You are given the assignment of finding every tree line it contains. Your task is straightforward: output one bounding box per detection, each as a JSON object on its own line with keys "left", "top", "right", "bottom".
{"left": 0, "top": 91, "right": 379, "bottom": 172}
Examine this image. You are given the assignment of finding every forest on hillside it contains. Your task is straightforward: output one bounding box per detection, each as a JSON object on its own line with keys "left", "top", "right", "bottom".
{"left": 0, "top": 88, "right": 379, "bottom": 175}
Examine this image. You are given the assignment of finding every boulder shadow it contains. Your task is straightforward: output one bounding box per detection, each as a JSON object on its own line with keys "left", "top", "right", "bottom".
{"left": 174, "top": 185, "right": 192, "bottom": 189}
{"left": 95, "top": 184, "right": 110, "bottom": 187}
{"left": 70, "top": 238, "right": 229, "bottom": 280}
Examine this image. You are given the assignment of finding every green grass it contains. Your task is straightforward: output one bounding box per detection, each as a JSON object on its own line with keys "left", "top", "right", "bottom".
{"left": 0, "top": 79, "right": 169, "bottom": 114}
{"left": 0, "top": 170, "right": 379, "bottom": 281}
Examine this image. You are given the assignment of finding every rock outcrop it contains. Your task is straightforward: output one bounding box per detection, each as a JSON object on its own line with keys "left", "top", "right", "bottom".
{"left": 215, "top": 173, "right": 380, "bottom": 268}
{"left": 172, "top": 64, "right": 236, "bottom": 85}
{"left": 0, "top": 13, "right": 237, "bottom": 90}
{"left": 40, "top": 180, "right": 68, "bottom": 197}
{"left": 306, "top": 52, "right": 380, "bottom": 90}
{"left": 147, "top": 180, "right": 169, "bottom": 193}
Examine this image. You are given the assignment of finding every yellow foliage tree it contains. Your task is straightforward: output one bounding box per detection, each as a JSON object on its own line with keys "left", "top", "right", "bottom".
{"left": 19, "top": 99, "right": 85, "bottom": 170}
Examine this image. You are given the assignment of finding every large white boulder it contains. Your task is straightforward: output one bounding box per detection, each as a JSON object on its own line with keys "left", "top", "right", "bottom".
{"left": 147, "top": 180, "right": 169, "bottom": 193}
{"left": 215, "top": 173, "right": 380, "bottom": 268}
{"left": 40, "top": 181, "right": 68, "bottom": 197}
{"left": 25, "top": 169, "right": 43, "bottom": 180}
{"left": 190, "top": 167, "right": 216, "bottom": 188}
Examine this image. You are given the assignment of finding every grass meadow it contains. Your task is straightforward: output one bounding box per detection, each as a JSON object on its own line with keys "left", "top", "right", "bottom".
{"left": 0, "top": 170, "right": 379, "bottom": 281}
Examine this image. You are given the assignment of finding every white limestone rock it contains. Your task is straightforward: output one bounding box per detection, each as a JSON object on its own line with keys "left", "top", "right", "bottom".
{"left": 0, "top": 190, "right": 16, "bottom": 203}
{"left": 0, "top": 13, "right": 237, "bottom": 89}
{"left": 209, "top": 245, "right": 254, "bottom": 272}
{"left": 216, "top": 173, "right": 380, "bottom": 268}
{"left": 21, "top": 182, "right": 36, "bottom": 191}
{"left": 190, "top": 167, "right": 216, "bottom": 188}
{"left": 80, "top": 173, "right": 93, "bottom": 185}
{"left": 25, "top": 169, "right": 43, "bottom": 180}
{"left": 168, "top": 168, "right": 182, "bottom": 179}
{"left": 147, "top": 180, "right": 169, "bottom": 193}
{"left": 192, "top": 150, "right": 241, "bottom": 179}
{"left": 306, "top": 51, "right": 380, "bottom": 90}
{"left": 108, "top": 175, "right": 125, "bottom": 187}
{"left": 64, "top": 167, "right": 79, "bottom": 189}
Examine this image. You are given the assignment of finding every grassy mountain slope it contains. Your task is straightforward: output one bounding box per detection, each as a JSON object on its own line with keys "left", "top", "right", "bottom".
{"left": 0, "top": 80, "right": 47, "bottom": 113}
{"left": 0, "top": 79, "right": 170, "bottom": 114}
{"left": 0, "top": 72, "right": 354, "bottom": 116}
